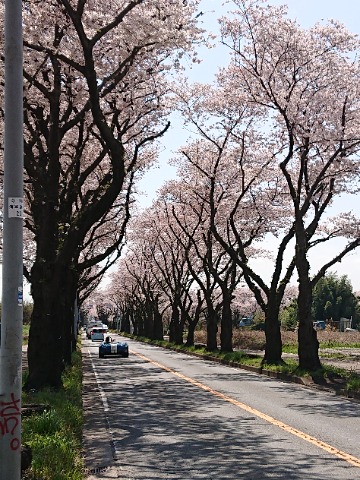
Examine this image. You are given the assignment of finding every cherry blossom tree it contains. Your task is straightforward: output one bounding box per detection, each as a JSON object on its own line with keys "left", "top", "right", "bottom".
{"left": 219, "top": 0, "right": 360, "bottom": 370}
{"left": 101, "top": 1, "right": 360, "bottom": 375}
{"left": 141, "top": 205, "right": 198, "bottom": 344}
{"left": 159, "top": 173, "right": 246, "bottom": 351}
{"left": 0, "top": 0, "right": 205, "bottom": 389}
{"left": 108, "top": 263, "right": 145, "bottom": 334}
{"left": 156, "top": 191, "right": 228, "bottom": 348}
{"left": 171, "top": 80, "right": 296, "bottom": 362}
{"left": 171, "top": 6, "right": 360, "bottom": 368}
{"left": 120, "top": 204, "right": 200, "bottom": 343}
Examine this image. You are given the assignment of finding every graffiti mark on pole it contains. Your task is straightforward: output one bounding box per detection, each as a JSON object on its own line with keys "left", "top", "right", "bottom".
{"left": 0, "top": 393, "right": 21, "bottom": 450}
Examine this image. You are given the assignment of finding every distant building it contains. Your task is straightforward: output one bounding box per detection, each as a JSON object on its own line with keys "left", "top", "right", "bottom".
{"left": 339, "top": 317, "right": 352, "bottom": 332}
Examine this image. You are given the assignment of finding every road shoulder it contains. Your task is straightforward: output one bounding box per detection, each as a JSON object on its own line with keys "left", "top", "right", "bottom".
{"left": 82, "top": 343, "right": 118, "bottom": 479}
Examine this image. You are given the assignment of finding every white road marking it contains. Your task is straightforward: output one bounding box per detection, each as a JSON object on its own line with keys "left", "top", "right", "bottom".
{"left": 88, "top": 348, "right": 109, "bottom": 412}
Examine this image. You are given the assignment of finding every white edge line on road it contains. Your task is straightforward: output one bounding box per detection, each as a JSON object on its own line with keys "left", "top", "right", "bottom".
{"left": 87, "top": 347, "right": 120, "bottom": 462}
{"left": 87, "top": 348, "right": 109, "bottom": 412}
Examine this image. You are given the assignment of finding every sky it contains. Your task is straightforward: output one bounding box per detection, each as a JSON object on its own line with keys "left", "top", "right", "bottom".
{"left": 137, "top": 0, "right": 360, "bottom": 292}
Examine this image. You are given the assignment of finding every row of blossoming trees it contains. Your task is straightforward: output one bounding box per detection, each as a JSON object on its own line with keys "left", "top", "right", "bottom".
{"left": 1, "top": 0, "right": 359, "bottom": 388}
{"left": 107, "top": 0, "right": 360, "bottom": 373}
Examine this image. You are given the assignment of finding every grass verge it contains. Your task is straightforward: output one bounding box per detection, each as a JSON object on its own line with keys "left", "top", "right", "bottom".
{"left": 21, "top": 349, "right": 84, "bottom": 480}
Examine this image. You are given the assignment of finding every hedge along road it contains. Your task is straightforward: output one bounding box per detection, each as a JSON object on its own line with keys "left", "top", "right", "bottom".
{"left": 82, "top": 334, "right": 360, "bottom": 480}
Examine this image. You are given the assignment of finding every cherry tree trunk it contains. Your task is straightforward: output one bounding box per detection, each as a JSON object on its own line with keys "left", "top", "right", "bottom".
{"left": 25, "top": 262, "right": 77, "bottom": 390}
{"left": 122, "top": 311, "right": 131, "bottom": 333}
{"left": 296, "top": 230, "right": 321, "bottom": 371}
{"left": 185, "top": 290, "right": 203, "bottom": 347}
{"left": 206, "top": 302, "right": 218, "bottom": 351}
{"left": 134, "top": 308, "right": 145, "bottom": 336}
{"left": 153, "top": 309, "right": 164, "bottom": 340}
{"left": 169, "top": 306, "right": 183, "bottom": 345}
{"left": 185, "top": 324, "right": 195, "bottom": 346}
{"left": 185, "top": 317, "right": 198, "bottom": 346}
{"left": 297, "top": 268, "right": 321, "bottom": 371}
{"left": 132, "top": 311, "right": 139, "bottom": 336}
{"left": 263, "top": 299, "right": 283, "bottom": 364}
{"left": 143, "top": 304, "right": 154, "bottom": 339}
{"left": 61, "top": 276, "right": 78, "bottom": 365}
{"left": 220, "top": 292, "right": 233, "bottom": 352}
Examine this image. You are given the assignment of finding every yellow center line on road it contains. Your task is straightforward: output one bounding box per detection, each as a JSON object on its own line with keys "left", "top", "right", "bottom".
{"left": 132, "top": 350, "right": 360, "bottom": 469}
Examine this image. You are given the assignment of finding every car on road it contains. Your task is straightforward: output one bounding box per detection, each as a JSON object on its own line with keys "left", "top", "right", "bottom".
{"left": 86, "top": 322, "right": 103, "bottom": 338}
{"left": 91, "top": 328, "right": 105, "bottom": 342}
{"left": 99, "top": 337, "right": 129, "bottom": 358}
{"left": 238, "top": 317, "right": 253, "bottom": 327}
{"left": 87, "top": 323, "right": 108, "bottom": 339}
{"left": 313, "top": 320, "right": 326, "bottom": 330}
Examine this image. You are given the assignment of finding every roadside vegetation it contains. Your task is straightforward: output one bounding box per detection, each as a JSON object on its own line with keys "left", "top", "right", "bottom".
{"left": 121, "top": 329, "right": 360, "bottom": 396}
{"left": 231, "top": 329, "right": 360, "bottom": 351}
{"left": 21, "top": 348, "right": 84, "bottom": 480}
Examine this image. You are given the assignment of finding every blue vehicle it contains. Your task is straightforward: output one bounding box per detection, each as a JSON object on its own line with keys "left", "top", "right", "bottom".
{"left": 238, "top": 316, "right": 253, "bottom": 327}
{"left": 313, "top": 320, "right": 326, "bottom": 330}
{"left": 99, "top": 337, "right": 129, "bottom": 358}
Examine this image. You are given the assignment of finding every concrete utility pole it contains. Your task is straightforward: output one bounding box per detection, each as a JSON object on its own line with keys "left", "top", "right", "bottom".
{"left": 0, "top": 0, "right": 24, "bottom": 478}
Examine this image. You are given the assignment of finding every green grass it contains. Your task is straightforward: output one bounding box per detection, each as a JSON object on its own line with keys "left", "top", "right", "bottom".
{"left": 281, "top": 344, "right": 298, "bottom": 354}
{"left": 279, "top": 343, "right": 360, "bottom": 354}
{"left": 23, "top": 324, "right": 30, "bottom": 344}
{"left": 22, "top": 349, "right": 84, "bottom": 480}
{"left": 319, "top": 341, "right": 360, "bottom": 349}
{"left": 347, "top": 373, "right": 360, "bottom": 392}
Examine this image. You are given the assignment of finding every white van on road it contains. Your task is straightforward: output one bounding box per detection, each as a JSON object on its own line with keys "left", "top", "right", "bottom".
{"left": 90, "top": 328, "right": 105, "bottom": 342}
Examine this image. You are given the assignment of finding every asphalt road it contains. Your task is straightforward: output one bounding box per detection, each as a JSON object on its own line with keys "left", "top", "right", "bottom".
{"left": 82, "top": 334, "right": 360, "bottom": 480}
